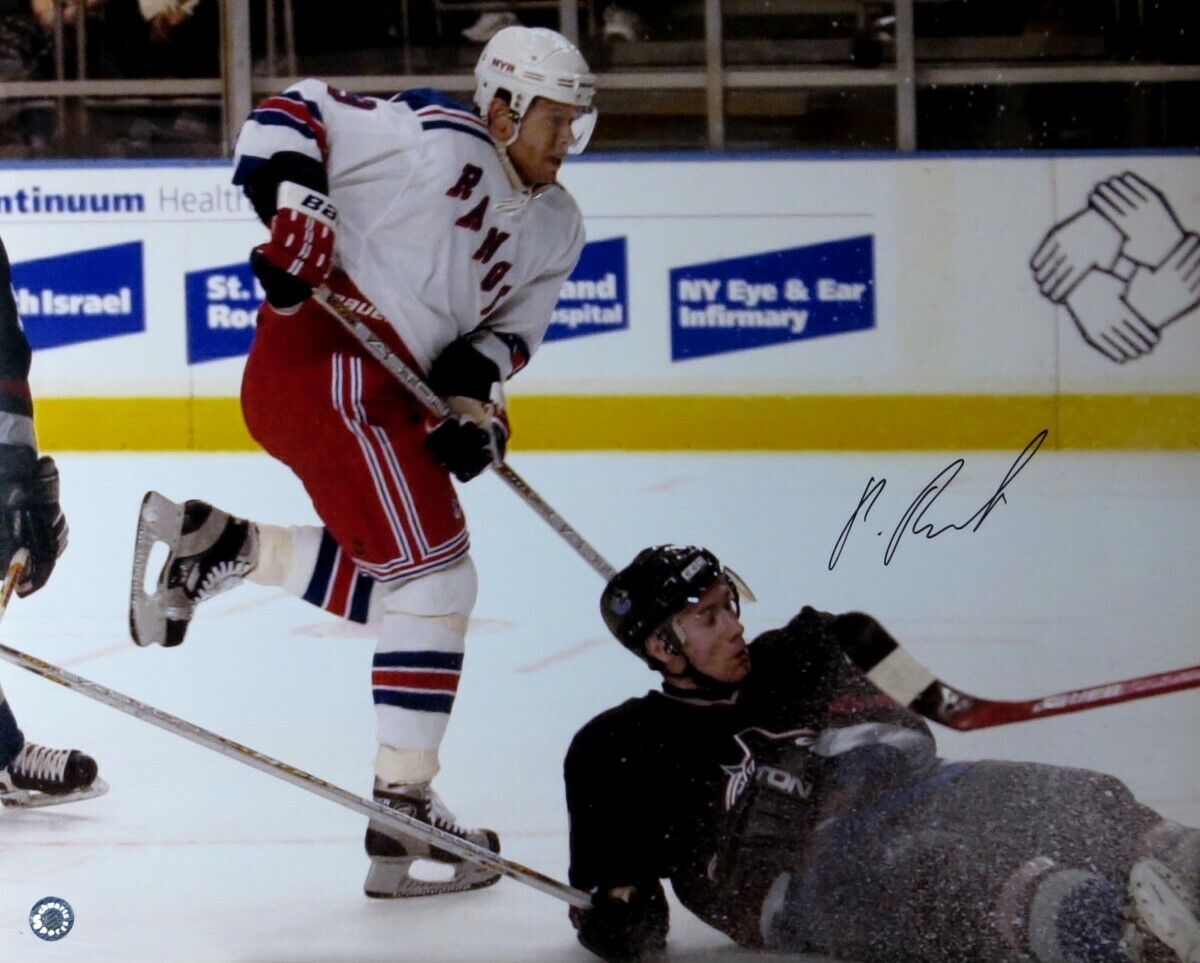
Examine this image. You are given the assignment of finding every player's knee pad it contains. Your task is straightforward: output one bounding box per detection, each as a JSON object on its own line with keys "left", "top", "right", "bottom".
{"left": 381, "top": 555, "right": 478, "bottom": 638}
{"left": 1010, "top": 860, "right": 1141, "bottom": 963}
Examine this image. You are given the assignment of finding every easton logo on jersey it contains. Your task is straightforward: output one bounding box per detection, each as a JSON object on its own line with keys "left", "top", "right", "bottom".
{"left": 670, "top": 236, "right": 875, "bottom": 360}
{"left": 12, "top": 242, "right": 145, "bottom": 350}
{"left": 721, "top": 727, "right": 818, "bottom": 810}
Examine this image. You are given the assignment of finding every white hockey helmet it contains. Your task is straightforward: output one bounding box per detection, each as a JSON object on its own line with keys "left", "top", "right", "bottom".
{"left": 473, "top": 25, "right": 597, "bottom": 154}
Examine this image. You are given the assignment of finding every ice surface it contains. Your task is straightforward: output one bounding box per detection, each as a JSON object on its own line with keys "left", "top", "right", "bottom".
{"left": 1, "top": 450, "right": 1197, "bottom": 961}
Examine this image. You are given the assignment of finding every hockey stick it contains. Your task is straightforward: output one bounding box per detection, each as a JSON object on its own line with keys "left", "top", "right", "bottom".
{"left": 838, "top": 618, "right": 1200, "bottom": 730}
{"left": 0, "top": 549, "right": 591, "bottom": 909}
{"left": 312, "top": 286, "right": 616, "bottom": 581}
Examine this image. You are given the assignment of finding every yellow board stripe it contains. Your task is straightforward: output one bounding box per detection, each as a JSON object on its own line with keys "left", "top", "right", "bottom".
{"left": 34, "top": 394, "right": 1200, "bottom": 451}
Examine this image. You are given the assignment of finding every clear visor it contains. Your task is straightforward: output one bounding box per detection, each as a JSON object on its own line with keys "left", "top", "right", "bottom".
{"left": 567, "top": 108, "right": 598, "bottom": 155}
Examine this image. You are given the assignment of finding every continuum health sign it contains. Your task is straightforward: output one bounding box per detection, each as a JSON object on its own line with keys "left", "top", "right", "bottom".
{"left": 670, "top": 236, "right": 875, "bottom": 360}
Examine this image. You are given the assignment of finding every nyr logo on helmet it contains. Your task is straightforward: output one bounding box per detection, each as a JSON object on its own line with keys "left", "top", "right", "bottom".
{"left": 12, "top": 242, "right": 144, "bottom": 349}
{"left": 670, "top": 236, "right": 875, "bottom": 360}
{"left": 547, "top": 237, "right": 628, "bottom": 342}
{"left": 185, "top": 262, "right": 262, "bottom": 364}
{"left": 490, "top": 57, "right": 516, "bottom": 73}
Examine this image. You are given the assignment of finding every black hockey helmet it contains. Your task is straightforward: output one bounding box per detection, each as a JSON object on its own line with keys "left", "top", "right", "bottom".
{"left": 600, "top": 545, "right": 754, "bottom": 662}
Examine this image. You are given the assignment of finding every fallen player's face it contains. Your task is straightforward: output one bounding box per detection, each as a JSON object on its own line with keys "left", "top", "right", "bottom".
{"left": 508, "top": 98, "right": 583, "bottom": 185}
{"left": 675, "top": 580, "right": 751, "bottom": 685}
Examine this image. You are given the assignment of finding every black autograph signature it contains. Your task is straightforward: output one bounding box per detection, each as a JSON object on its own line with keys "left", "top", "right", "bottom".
{"left": 828, "top": 429, "right": 1048, "bottom": 570}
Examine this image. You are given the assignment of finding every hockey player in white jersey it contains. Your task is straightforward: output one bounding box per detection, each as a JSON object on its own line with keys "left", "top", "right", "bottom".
{"left": 129, "top": 27, "right": 594, "bottom": 896}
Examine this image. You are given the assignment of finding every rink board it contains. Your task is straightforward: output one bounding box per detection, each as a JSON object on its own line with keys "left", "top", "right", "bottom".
{"left": 0, "top": 152, "right": 1197, "bottom": 450}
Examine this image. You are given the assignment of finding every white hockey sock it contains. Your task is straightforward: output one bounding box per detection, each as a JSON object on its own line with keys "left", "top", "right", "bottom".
{"left": 247, "top": 523, "right": 323, "bottom": 596}
{"left": 371, "top": 558, "right": 477, "bottom": 787}
{"left": 375, "top": 745, "right": 440, "bottom": 787}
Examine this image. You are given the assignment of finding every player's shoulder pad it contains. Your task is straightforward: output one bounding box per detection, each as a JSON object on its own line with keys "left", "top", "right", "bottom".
{"left": 748, "top": 606, "right": 838, "bottom": 659}
{"left": 567, "top": 695, "right": 658, "bottom": 757}
{"left": 390, "top": 88, "right": 491, "bottom": 146}
{"left": 390, "top": 87, "right": 476, "bottom": 114}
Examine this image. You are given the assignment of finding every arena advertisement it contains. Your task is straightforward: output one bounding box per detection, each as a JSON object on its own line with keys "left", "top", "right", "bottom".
{"left": 0, "top": 155, "right": 1196, "bottom": 448}
{"left": 668, "top": 235, "right": 875, "bottom": 360}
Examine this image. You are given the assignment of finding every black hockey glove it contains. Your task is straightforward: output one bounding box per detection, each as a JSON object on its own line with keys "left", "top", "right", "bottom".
{"left": 428, "top": 337, "right": 501, "bottom": 402}
{"left": 0, "top": 445, "right": 68, "bottom": 597}
{"left": 425, "top": 338, "right": 509, "bottom": 482}
{"left": 425, "top": 403, "right": 509, "bottom": 482}
{"left": 574, "top": 884, "right": 668, "bottom": 963}
{"left": 250, "top": 246, "right": 314, "bottom": 311}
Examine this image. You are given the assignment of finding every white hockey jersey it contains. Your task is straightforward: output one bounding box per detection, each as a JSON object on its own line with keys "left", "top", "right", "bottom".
{"left": 233, "top": 81, "right": 586, "bottom": 380}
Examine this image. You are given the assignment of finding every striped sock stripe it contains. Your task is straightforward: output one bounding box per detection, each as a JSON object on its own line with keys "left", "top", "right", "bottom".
{"left": 302, "top": 529, "right": 339, "bottom": 609}
{"left": 373, "top": 690, "right": 455, "bottom": 713}
{"left": 349, "top": 572, "right": 374, "bottom": 624}
{"left": 372, "top": 669, "right": 459, "bottom": 692}
{"left": 373, "top": 650, "right": 464, "bottom": 671}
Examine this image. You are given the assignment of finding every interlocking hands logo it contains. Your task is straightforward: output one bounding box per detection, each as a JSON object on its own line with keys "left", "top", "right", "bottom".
{"left": 1030, "top": 172, "right": 1200, "bottom": 363}
{"left": 29, "top": 896, "right": 74, "bottom": 941}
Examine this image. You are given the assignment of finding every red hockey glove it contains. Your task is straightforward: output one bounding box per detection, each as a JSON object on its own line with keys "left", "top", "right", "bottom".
{"left": 252, "top": 181, "right": 337, "bottom": 309}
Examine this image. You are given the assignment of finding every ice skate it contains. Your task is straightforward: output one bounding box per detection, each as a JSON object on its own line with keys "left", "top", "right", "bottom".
{"left": 0, "top": 742, "right": 108, "bottom": 809}
{"left": 364, "top": 780, "right": 501, "bottom": 898}
{"left": 1132, "top": 858, "right": 1200, "bottom": 963}
{"left": 129, "top": 491, "right": 258, "bottom": 647}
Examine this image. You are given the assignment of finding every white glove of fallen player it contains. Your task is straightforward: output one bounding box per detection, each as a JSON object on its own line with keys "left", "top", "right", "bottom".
{"left": 1063, "top": 268, "right": 1158, "bottom": 363}
{"left": 1031, "top": 208, "right": 1124, "bottom": 303}
{"left": 1089, "top": 171, "right": 1185, "bottom": 269}
{"left": 1123, "top": 233, "right": 1200, "bottom": 331}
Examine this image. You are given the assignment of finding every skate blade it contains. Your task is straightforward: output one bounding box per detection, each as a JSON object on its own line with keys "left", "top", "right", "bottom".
{"left": 129, "top": 491, "right": 185, "bottom": 647}
{"left": 1131, "top": 857, "right": 1200, "bottom": 963}
{"left": 1, "top": 777, "right": 110, "bottom": 809}
{"left": 364, "top": 856, "right": 501, "bottom": 899}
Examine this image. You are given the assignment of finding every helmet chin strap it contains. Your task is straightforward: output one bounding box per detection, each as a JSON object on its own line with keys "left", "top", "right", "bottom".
{"left": 661, "top": 661, "right": 741, "bottom": 698}
{"left": 494, "top": 137, "right": 526, "bottom": 185}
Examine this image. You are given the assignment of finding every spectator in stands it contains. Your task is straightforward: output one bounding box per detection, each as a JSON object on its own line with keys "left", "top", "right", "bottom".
{"left": 462, "top": 7, "right": 520, "bottom": 43}
{"left": 0, "top": 0, "right": 107, "bottom": 153}
{"left": 599, "top": 2, "right": 646, "bottom": 42}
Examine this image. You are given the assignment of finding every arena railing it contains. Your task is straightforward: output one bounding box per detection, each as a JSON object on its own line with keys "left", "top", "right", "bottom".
{"left": 3, "top": 0, "right": 1198, "bottom": 156}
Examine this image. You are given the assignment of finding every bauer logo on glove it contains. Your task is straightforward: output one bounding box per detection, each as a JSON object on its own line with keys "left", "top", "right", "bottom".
{"left": 252, "top": 181, "right": 339, "bottom": 310}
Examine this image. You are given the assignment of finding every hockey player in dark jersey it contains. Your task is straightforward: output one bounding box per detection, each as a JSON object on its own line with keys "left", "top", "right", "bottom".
{"left": 565, "top": 545, "right": 1200, "bottom": 962}
{"left": 0, "top": 235, "right": 106, "bottom": 809}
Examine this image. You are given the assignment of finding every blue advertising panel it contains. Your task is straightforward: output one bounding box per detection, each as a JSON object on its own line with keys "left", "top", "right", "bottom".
{"left": 546, "top": 236, "right": 628, "bottom": 342}
{"left": 670, "top": 235, "right": 875, "bottom": 360}
{"left": 185, "top": 262, "right": 262, "bottom": 364}
{"left": 12, "top": 242, "right": 145, "bottom": 350}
